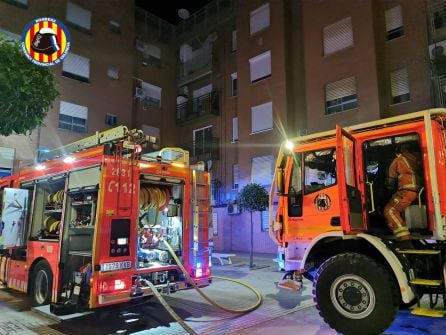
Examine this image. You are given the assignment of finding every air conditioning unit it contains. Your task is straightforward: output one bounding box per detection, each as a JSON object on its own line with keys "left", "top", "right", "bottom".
{"left": 227, "top": 203, "right": 240, "bottom": 215}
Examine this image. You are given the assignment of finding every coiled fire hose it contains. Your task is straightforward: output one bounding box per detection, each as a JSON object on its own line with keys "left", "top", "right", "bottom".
{"left": 143, "top": 240, "right": 263, "bottom": 335}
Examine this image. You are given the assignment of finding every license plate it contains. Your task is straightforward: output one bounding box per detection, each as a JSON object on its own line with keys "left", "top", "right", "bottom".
{"left": 101, "top": 260, "right": 132, "bottom": 272}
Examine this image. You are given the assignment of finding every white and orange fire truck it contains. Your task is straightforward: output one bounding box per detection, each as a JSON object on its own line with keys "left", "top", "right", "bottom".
{"left": 0, "top": 126, "right": 211, "bottom": 315}
{"left": 270, "top": 109, "right": 446, "bottom": 335}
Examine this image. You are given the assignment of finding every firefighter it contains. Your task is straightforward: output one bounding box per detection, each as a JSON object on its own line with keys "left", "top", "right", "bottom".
{"left": 383, "top": 143, "right": 421, "bottom": 243}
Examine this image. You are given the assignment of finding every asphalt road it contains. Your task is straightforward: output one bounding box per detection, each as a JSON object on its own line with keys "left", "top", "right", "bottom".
{"left": 0, "top": 254, "right": 445, "bottom": 335}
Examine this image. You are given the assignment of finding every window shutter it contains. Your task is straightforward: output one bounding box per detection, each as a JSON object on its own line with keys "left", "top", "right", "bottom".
{"left": 232, "top": 117, "right": 238, "bottom": 142}
{"left": 147, "top": 44, "right": 161, "bottom": 59}
{"left": 251, "top": 101, "right": 273, "bottom": 133}
{"left": 250, "top": 3, "right": 270, "bottom": 35}
{"left": 0, "top": 29, "right": 20, "bottom": 41}
{"left": 249, "top": 51, "right": 271, "bottom": 82}
{"left": 212, "top": 211, "right": 218, "bottom": 235}
{"left": 323, "top": 17, "right": 353, "bottom": 55}
{"left": 107, "top": 67, "right": 119, "bottom": 79}
{"left": 385, "top": 6, "right": 403, "bottom": 32}
{"left": 390, "top": 68, "right": 410, "bottom": 97}
{"left": 142, "top": 82, "right": 162, "bottom": 105}
{"left": 326, "top": 77, "right": 356, "bottom": 101}
{"left": 251, "top": 155, "right": 274, "bottom": 186}
{"left": 0, "top": 147, "right": 15, "bottom": 170}
{"left": 66, "top": 2, "right": 91, "bottom": 30}
{"left": 63, "top": 53, "right": 90, "bottom": 79}
{"left": 60, "top": 101, "right": 88, "bottom": 119}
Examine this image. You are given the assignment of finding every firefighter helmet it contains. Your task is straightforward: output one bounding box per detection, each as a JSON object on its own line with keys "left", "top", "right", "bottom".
{"left": 31, "top": 27, "right": 60, "bottom": 55}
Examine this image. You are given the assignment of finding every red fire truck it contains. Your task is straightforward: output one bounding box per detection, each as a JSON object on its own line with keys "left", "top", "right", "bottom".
{"left": 269, "top": 109, "right": 446, "bottom": 334}
{"left": 0, "top": 126, "right": 211, "bottom": 314}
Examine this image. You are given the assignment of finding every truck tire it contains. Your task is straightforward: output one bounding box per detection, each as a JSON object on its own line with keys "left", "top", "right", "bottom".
{"left": 30, "top": 260, "right": 53, "bottom": 306}
{"left": 313, "top": 253, "right": 398, "bottom": 335}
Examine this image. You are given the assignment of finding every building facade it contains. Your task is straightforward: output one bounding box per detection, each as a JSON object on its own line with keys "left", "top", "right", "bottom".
{"left": 1, "top": 0, "right": 445, "bottom": 253}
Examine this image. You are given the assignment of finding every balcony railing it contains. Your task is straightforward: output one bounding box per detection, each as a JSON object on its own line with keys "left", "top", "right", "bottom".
{"left": 432, "top": 75, "right": 446, "bottom": 107}
{"left": 174, "top": 0, "right": 234, "bottom": 39}
{"left": 176, "top": 92, "right": 219, "bottom": 125}
{"left": 183, "top": 137, "right": 220, "bottom": 164}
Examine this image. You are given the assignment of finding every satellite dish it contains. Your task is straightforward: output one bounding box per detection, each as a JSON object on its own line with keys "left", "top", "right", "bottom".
{"left": 178, "top": 8, "right": 190, "bottom": 20}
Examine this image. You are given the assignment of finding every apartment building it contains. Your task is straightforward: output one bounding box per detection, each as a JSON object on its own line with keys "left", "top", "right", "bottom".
{"left": 169, "top": 0, "right": 442, "bottom": 253}
{"left": 1, "top": 0, "right": 445, "bottom": 253}
{"left": 0, "top": 0, "right": 136, "bottom": 167}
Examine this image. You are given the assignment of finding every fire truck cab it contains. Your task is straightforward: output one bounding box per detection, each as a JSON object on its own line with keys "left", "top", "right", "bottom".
{"left": 270, "top": 109, "right": 446, "bottom": 335}
{"left": 0, "top": 126, "right": 211, "bottom": 315}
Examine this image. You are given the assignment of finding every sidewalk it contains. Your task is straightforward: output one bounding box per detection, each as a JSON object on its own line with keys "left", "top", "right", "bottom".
{"left": 211, "top": 250, "right": 278, "bottom": 269}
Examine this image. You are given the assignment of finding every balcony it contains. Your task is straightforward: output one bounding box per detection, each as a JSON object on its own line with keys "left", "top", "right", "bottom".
{"left": 184, "top": 137, "right": 220, "bottom": 164}
{"left": 176, "top": 92, "right": 219, "bottom": 125}
{"left": 430, "top": 2, "right": 446, "bottom": 43}
{"left": 174, "top": 0, "right": 234, "bottom": 40}
{"left": 177, "top": 44, "right": 219, "bottom": 86}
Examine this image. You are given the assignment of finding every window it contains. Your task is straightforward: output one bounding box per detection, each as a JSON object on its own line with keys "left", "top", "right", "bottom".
{"left": 304, "top": 149, "right": 337, "bottom": 194}
{"left": 66, "top": 1, "right": 91, "bottom": 33}
{"left": 250, "top": 3, "right": 270, "bottom": 35}
{"left": 0, "top": 147, "right": 15, "bottom": 177}
{"left": 62, "top": 53, "right": 90, "bottom": 83}
{"left": 251, "top": 101, "right": 273, "bottom": 133}
{"left": 390, "top": 68, "right": 410, "bottom": 104}
{"left": 432, "top": 5, "right": 446, "bottom": 31}
{"left": 232, "top": 30, "right": 237, "bottom": 51}
{"left": 193, "top": 84, "right": 212, "bottom": 114}
{"left": 249, "top": 51, "right": 271, "bottom": 83}
{"left": 105, "top": 113, "right": 117, "bottom": 126}
{"left": 385, "top": 6, "right": 404, "bottom": 40}
{"left": 141, "top": 82, "right": 162, "bottom": 108}
{"left": 212, "top": 211, "right": 218, "bottom": 236}
{"left": 323, "top": 17, "right": 353, "bottom": 56}
{"left": 0, "top": 28, "right": 20, "bottom": 41}
{"left": 251, "top": 155, "right": 274, "bottom": 186}
{"left": 107, "top": 67, "right": 119, "bottom": 79}
{"left": 325, "top": 76, "right": 357, "bottom": 115}
{"left": 232, "top": 117, "right": 238, "bottom": 142}
{"left": 4, "top": 0, "right": 27, "bottom": 8}
{"left": 231, "top": 72, "right": 238, "bottom": 96}
{"left": 139, "top": 43, "right": 161, "bottom": 67}
{"left": 109, "top": 20, "right": 121, "bottom": 34}
{"left": 288, "top": 153, "right": 303, "bottom": 217}
{"left": 261, "top": 204, "right": 276, "bottom": 232}
{"left": 232, "top": 163, "right": 239, "bottom": 190}
{"left": 59, "top": 101, "right": 88, "bottom": 133}
{"left": 193, "top": 126, "right": 212, "bottom": 157}
{"left": 142, "top": 125, "right": 160, "bottom": 146}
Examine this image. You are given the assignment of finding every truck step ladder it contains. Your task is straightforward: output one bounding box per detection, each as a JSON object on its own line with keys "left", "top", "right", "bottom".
{"left": 397, "top": 247, "right": 446, "bottom": 316}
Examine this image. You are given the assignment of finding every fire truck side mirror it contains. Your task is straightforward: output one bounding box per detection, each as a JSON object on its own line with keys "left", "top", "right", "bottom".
{"left": 276, "top": 168, "right": 285, "bottom": 195}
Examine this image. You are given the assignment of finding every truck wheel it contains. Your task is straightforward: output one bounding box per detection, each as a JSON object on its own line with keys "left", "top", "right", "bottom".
{"left": 313, "top": 253, "right": 398, "bottom": 335}
{"left": 30, "top": 260, "right": 53, "bottom": 306}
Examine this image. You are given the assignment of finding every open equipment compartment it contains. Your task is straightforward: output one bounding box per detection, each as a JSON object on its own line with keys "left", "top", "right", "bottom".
{"left": 136, "top": 179, "right": 183, "bottom": 269}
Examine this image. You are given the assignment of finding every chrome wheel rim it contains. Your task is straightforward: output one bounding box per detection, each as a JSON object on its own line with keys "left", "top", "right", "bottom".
{"left": 330, "top": 274, "right": 375, "bottom": 319}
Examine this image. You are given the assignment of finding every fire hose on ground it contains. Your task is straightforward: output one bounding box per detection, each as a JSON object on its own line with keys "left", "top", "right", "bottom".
{"left": 142, "top": 240, "right": 263, "bottom": 335}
